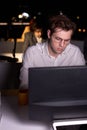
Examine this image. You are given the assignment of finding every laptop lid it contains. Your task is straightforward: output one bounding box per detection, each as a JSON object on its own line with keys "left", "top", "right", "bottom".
{"left": 29, "top": 65, "right": 87, "bottom": 107}
{"left": 28, "top": 65, "right": 87, "bottom": 121}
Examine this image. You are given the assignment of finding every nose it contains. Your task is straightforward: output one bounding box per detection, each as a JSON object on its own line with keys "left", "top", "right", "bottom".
{"left": 59, "top": 40, "right": 65, "bottom": 47}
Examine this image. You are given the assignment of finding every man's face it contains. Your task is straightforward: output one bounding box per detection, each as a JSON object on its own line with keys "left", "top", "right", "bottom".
{"left": 47, "top": 28, "right": 73, "bottom": 57}
{"left": 34, "top": 29, "right": 42, "bottom": 38}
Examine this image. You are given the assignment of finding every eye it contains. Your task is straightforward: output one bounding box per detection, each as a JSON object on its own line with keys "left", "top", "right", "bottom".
{"left": 64, "top": 39, "right": 70, "bottom": 43}
{"left": 55, "top": 37, "right": 62, "bottom": 42}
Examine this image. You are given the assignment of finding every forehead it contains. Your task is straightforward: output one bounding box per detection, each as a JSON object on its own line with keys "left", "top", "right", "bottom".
{"left": 35, "top": 29, "right": 42, "bottom": 32}
{"left": 53, "top": 28, "right": 73, "bottom": 39}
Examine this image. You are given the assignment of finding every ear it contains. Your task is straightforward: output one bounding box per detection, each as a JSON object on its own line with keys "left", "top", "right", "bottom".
{"left": 47, "top": 29, "right": 51, "bottom": 39}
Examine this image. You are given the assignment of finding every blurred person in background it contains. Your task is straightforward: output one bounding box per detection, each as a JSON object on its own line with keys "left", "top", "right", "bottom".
{"left": 23, "top": 18, "right": 46, "bottom": 52}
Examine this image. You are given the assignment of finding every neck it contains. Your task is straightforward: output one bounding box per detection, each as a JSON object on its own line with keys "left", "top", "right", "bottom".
{"left": 48, "top": 43, "right": 58, "bottom": 58}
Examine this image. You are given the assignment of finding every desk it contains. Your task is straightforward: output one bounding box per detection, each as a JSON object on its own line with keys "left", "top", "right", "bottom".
{"left": 0, "top": 96, "right": 52, "bottom": 130}
{"left": 1, "top": 96, "right": 87, "bottom": 130}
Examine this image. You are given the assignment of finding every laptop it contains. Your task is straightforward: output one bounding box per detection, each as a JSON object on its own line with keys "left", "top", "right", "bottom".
{"left": 28, "top": 65, "right": 87, "bottom": 122}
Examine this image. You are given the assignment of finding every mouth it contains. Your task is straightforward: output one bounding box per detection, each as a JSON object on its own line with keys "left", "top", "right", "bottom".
{"left": 57, "top": 48, "right": 62, "bottom": 51}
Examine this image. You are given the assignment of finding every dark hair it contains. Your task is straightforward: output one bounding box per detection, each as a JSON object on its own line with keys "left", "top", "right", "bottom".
{"left": 47, "top": 14, "right": 76, "bottom": 35}
{"left": 29, "top": 19, "right": 43, "bottom": 32}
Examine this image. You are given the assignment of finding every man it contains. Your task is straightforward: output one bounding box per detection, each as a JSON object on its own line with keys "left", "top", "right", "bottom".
{"left": 23, "top": 18, "right": 46, "bottom": 52}
{"left": 19, "top": 14, "right": 86, "bottom": 89}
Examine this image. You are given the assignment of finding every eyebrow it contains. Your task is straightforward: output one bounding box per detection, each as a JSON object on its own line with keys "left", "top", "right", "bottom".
{"left": 55, "top": 36, "right": 71, "bottom": 41}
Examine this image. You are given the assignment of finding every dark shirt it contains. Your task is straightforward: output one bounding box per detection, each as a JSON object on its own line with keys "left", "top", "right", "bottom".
{"left": 23, "top": 32, "right": 46, "bottom": 52}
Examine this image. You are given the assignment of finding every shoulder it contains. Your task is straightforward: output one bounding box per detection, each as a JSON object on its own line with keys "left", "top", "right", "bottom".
{"left": 23, "top": 42, "right": 46, "bottom": 61}
{"left": 64, "top": 43, "right": 83, "bottom": 56}
{"left": 24, "top": 32, "right": 33, "bottom": 37}
{"left": 25, "top": 42, "right": 47, "bottom": 53}
{"left": 68, "top": 43, "right": 82, "bottom": 51}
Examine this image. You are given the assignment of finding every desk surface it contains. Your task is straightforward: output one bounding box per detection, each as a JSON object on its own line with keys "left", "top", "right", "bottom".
{"left": 1, "top": 96, "right": 87, "bottom": 130}
{"left": 0, "top": 96, "right": 51, "bottom": 130}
